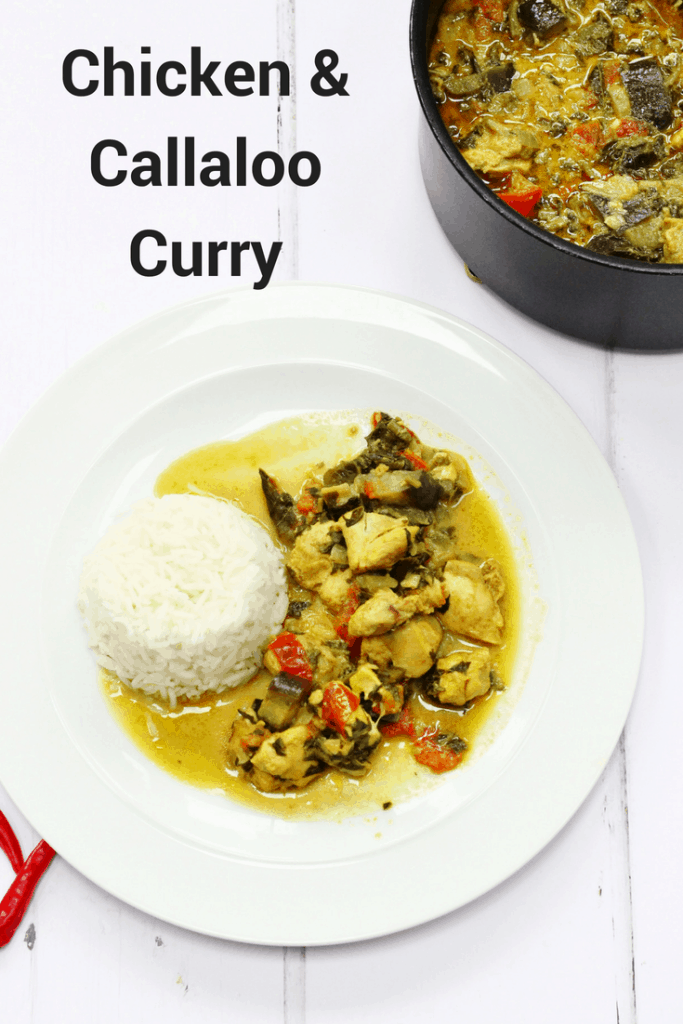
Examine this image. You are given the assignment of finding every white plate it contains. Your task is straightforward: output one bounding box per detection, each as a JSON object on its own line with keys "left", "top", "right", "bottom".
{"left": 0, "top": 284, "right": 643, "bottom": 945}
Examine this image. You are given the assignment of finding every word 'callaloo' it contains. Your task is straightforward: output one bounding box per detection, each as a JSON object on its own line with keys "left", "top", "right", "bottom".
{"left": 92, "top": 138, "right": 321, "bottom": 188}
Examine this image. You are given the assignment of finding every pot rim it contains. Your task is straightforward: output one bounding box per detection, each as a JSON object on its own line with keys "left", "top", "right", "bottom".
{"left": 409, "top": 0, "right": 683, "bottom": 277}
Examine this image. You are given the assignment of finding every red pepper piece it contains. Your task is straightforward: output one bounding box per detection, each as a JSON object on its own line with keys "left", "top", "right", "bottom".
{"left": 321, "top": 682, "right": 360, "bottom": 733}
{"left": 413, "top": 730, "right": 464, "bottom": 773}
{"left": 296, "top": 491, "right": 317, "bottom": 515}
{"left": 333, "top": 586, "right": 361, "bottom": 645}
{"left": 380, "top": 704, "right": 416, "bottom": 739}
{"left": 616, "top": 118, "right": 648, "bottom": 138}
{"left": 475, "top": 0, "right": 504, "bottom": 18}
{"left": 267, "top": 632, "right": 312, "bottom": 681}
{"left": 400, "top": 449, "right": 428, "bottom": 471}
{"left": 473, "top": 11, "right": 493, "bottom": 40}
{"left": 571, "top": 121, "right": 603, "bottom": 156}
{"left": 0, "top": 810, "right": 23, "bottom": 875}
{"left": 603, "top": 60, "right": 622, "bottom": 86}
{"left": 371, "top": 412, "right": 383, "bottom": 429}
{"left": 499, "top": 185, "right": 543, "bottom": 218}
{"left": 0, "top": 840, "right": 55, "bottom": 948}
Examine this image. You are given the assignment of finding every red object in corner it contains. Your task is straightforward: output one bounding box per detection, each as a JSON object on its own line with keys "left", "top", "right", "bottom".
{"left": 0, "top": 813, "right": 56, "bottom": 949}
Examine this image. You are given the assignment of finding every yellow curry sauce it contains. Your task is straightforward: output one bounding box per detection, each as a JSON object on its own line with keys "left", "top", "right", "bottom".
{"left": 100, "top": 413, "right": 520, "bottom": 818}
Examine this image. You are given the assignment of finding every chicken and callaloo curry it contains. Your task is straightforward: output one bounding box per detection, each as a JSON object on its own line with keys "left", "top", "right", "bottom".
{"left": 104, "top": 412, "right": 519, "bottom": 818}
{"left": 227, "top": 413, "right": 511, "bottom": 794}
{"left": 430, "top": 0, "right": 683, "bottom": 261}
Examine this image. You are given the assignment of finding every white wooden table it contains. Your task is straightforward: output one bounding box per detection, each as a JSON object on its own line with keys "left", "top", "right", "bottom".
{"left": 1, "top": 2, "right": 679, "bottom": 1020}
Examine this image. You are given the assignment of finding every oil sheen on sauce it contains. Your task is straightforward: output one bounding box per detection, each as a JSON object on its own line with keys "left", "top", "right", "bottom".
{"left": 101, "top": 412, "right": 521, "bottom": 819}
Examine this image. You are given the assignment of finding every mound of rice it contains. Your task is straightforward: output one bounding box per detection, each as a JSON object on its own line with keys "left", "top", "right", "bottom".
{"left": 78, "top": 494, "right": 288, "bottom": 703}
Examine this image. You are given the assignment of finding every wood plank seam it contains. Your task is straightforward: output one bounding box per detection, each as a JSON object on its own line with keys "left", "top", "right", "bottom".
{"left": 605, "top": 344, "right": 638, "bottom": 1024}
{"left": 277, "top": 0, "right": 299, "bottom": 280}
{"left": 283, "top": 946, "right": 306, "bottom": 1023}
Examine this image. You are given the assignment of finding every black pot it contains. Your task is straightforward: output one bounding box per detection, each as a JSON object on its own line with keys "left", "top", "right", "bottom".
{"left": 410, "top": 0, "right": 683, "bottom": 350}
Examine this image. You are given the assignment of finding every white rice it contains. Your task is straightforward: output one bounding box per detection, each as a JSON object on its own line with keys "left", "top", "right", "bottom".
{"left": 78, "top": 494, "right": 288, "bottom": 703}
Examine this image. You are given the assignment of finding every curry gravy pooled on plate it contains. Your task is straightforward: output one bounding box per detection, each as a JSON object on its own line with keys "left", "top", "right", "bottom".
{"left": 101, "top": 412, "right": 521, "bottom": 819}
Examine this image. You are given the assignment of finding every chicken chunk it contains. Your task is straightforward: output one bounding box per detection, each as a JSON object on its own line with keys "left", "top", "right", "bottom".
{"left": 430, "top": 648, "right": 492, "bottom": 706}
{"left": 226, "top": 712, "right": 271, "bottom": 769}
{"left": 663, "top": 218, "right": 683, "bottom": 263}
{"left": 319, "top": 569, "right": 355, "bottom": 613}
{"left": 347, "top": 579, "right": 447, "bottom": 637}
{"left": 439, "top": 559, "right": 504, "bottom": 644}
{"left": 427, "top": 450, "right": 472, "bottom": 498}
{"left": 382, "top": 615, "right": 443, "bottom": 679}
{"left": 315, "top": 704, "right": 382, "bottom": 775}
{"left": 250, "top": 723, "right": 322, "bottom": 788}
{"left": 341, "top": 512, "right": 419, "bottom": 574}
{"left": 359, "top": 636, "right": 394, "bottom": 670}
{"left": 312, "top": 642, "right": 352, "bottom": 686}
{"left": 287, "top": 521, "right": 338, "bottom": 590}
{"left": 348, "top": 663, "right": 384, "bottom": 700}
{"left": 462, "top": 119, "right": 541, "bottom": 175}
{"left": 357, "top": 470, "right": 444, "bottom": 510}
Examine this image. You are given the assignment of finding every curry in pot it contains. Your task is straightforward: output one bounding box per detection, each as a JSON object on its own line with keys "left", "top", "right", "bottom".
{"left": 429, "top": 0, "right": 683, "bottom": 261}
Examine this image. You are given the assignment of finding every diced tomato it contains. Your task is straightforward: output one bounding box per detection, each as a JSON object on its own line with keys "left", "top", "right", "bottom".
{"left": 400, "top": 449, "right": 428, "bottom": 471}
{"left": 296, "top": 491, "right": 317, "bottom": 515}
{"left": 615, "top": 118, "right": 648, "bottom": 138}
{"left": 499, "top": 184, "right": 543, "bottom": 218}
{"left": 475, "top": 0, "right": 504, "bottom": 19}
{"left": 581, "top": 86, "right": 598, "bottom": 110}
{"left": 333, "top": 585, "right": 361, "bottom": 645}
{"left": 603, "top": 60, "right": 622, "bottom": 86}
{"left": 380, "top": 704, "right": 417, "bottom": 739}
{"left": 473, "top": 11, "right": 493, "bottom": 40}
{"left": 571, "top": 121, "right": 603, "bottom": 157}
{"left": 413, "top": 731, "right": 464, "bottom": 773}
{"left": 267, "top": 632, "right": 312, "bottom": 681}
{"left": 321, "top": 682, "right": 360, "bottom": 733}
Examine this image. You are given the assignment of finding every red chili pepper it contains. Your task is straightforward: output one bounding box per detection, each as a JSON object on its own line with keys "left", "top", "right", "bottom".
{"left": 371, "top": 412, "right": 383, "bottom": 429}
{"left": 616, "top": 118, "right": 648, "bottom": 138}
{"left": 0, "top": 811, "right": 23, "bottom": 875}
{"left": 400, "top": 450, "right": 428, "bottom": 471}
{"left": 0, "top": 840, "right": 55, "bottom": 948}
{"left": 267, "top": 632, "right": 312, "bottom": 681}
{"left": 380, "top": 704, "right": 416, "bottom": 739}
{"left": 296, "top": 491, "right": 317, "bottom": 515}
{"left": 499, "top": 184, "right": 543, "bottom": 218}
{"left": 413, "top": 731, "right": 464, "bottom": 774}
{"left": 321, "top": 682, "right": 360, "bottom": 733}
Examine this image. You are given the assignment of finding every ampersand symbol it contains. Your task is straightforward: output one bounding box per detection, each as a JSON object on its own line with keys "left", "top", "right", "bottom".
{"left": 310, "top": 49, "right": 349, "bottom": 96}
